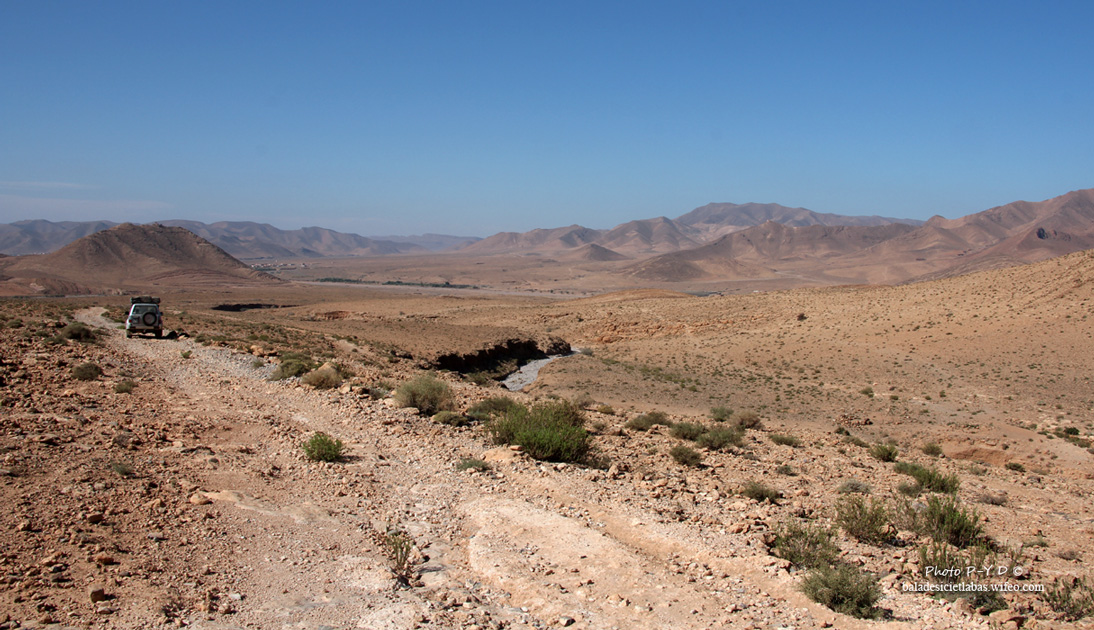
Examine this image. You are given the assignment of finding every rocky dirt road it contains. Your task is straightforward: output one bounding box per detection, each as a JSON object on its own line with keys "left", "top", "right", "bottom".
{"left": 0, "top": 308, "right": 999, "bottom": 629}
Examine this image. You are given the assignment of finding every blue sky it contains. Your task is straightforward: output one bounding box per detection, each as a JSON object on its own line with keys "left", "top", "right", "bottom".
{"left": 1, "top": 1, "right": 1092, "bottom": 236}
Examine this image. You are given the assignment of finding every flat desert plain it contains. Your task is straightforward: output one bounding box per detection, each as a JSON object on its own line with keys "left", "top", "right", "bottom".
{"left": 1, "top": 250, "right": 1092, "bottom": 629}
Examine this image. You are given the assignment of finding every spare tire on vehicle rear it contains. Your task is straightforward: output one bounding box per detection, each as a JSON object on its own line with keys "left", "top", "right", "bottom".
{"left": 142, "top": 312, "right": 157, "bottom": 326}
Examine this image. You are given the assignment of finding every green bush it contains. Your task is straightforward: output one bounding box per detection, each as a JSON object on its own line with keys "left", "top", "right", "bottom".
{"left": 487, "top": 401, "right": 589, "bottom": 463}
{"left": 456, "top": 458, "right": 490, "bottom": 472}
{"left": 1005, "top": 461, "right": 1026, "bottom": 472}
{"left": 270, "top": 359, "right": 310, "bottom": 380}
{"left": 770, "top": 433, "right": 801, "bottom": 447}
{"left": 626, "top": 411, "right": 672, "bottom": 431}
{"left": 868, "top": 443, "right": 899, "bottom": 462}
{"left": 466, "top": 396, "right": 520, "bottom": 421}
{"left": 733, "top": 411, "right": 762, "bottom": 429}
{"left": 72, "top": 362, "right": 103, "bottom": 381}
{"left": 917, "top": 542, "right": 1008, "bottom": 612}
{"left": 921, "top": 442, "right": 943, "bottom": 457}
{"left": 836, "top": 495, "right": 890, "bottom": 544}
{"left": 710, "top": 406, "right": 733, "bottom": 422}
{"left": 114, "top": 379, "right": 137, "bottom": 394}
{"left": 466, "top": 371, "right": 493, "bottom": 386}
{"left": 894, "top": 461, "right": 959, "bottom": 493}
{"left": 696, "top": 426, "right": 744, "bottom": 451}
{"left": 860, "top": 387, "right": 874, "bottom": 397}
{"left": 670, "top": 422, "right": 706, "bottom": 441}
{"left": 395, "top": 374, "right": 454, "bottom": 416}
{"left": 302, "top": 366, "right": 343, "bottom": 389}
{"left": 920, "top": 494, "right": 982, "bottom": 548}
{"left": 837, "top": 479, "right": 871, "bottom": 494}
{"left": 897, "top": 481, "right": 922, "bottom": 497}
{"left": 669, "top": 444, "right": 702, "bottom": 467}
{"left": 1044, "top": 576, "right": 1094, "bottom": 621}
{"left": 303, "top": 432, "right": 345, "bottom": 462}
{"left": 433, "top": 411, "right": 470, "bottom": 426}
{"left": 773, "top": 521, "right": 838, "bottom": 569}
{"left": 801, "top": 564, "right": 882, "bottom": 619}
{"left": 742, "top": 480, "right": 779, "bottom": 503}
{"left": 59, "top": 321, "right": 96, "bottom": 342}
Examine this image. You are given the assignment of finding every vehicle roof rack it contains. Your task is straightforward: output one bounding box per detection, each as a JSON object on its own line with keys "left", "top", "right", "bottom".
{"left": 131, "top": 296, "right": 161, "bottom": 304}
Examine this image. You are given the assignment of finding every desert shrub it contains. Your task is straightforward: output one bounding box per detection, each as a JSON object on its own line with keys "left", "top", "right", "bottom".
{"left": 773, "top": 521, "right": 838, "bottom": 569}
{"left": 59, "top": 321, "right": 96, "bottom": 342}
{"left": 710, "top": 406, "right": 733, "bottom": 422}
{"left": 868, "top": 443, "right": 899, "bottom": 462}
{"left": 770, "top": 433, "right": 801, "bottom": 447}
{"left": 897, "top": 481, "right": 922, "bottom": 497}
{"left": 1044, "top": 577, "right": 1094, "bottom": 621}
{"left": 395, "top": 374, "right": 454, "bottom": 415}
{"left": 921, "top": 442, "right": 943, "bottom": 457}
{"left": 456, "top": 458, "right": 490, "bottom": 472}
{"left": 302, "top": 366, "right": 343, "bottom": 389}
{"left": 466, "top": 396, "right": 520, "bottom": 422}
{"left": 837, "top": 479, "right": 872, "bottom": 494}
{"left": 270, "top": 359, "right": 309, "bottom": 380}
{"left": 72, "top": 362, "right": 103, "bottom": 381}
{"left": 894, "top": 461, "right": 959, "bottom": 493}
{"left": 670, "top": 422, "right": 706, "bottom": 441}
{"left": 251, "top": 358, "right": 265, "bottom": 368}
{"left": 114, "top": 379, "right": 137, "bottom": 394}
{"left": 733, "top": 411, "right": 762, "bottom": 430}
{"left": 696, "top": 426, "right": 744, "bottom": 451}
{"left": 595, "top": 404, "right": 615, "bottom": 415}
{"left": 843, "top": 434, "right": 868, "bottom": 448}
{"left": 626, "top": 411, "right": 672, "bottom": 431}
{"left": 974, "top": 491, "right": 1007, "bottom": 506}
{"left": 860, "top": 387, "right": 874, "bottom": 397}
{"left": 742, "top": 480, "right": 779, "bottom": 503}
{"left": 669, "top": 444, "right": 702, "bottom": 467}
{"left": 571, "top": 393, "right": 595, "bottom": 409}
{"left": 1005, "top": 461, "right": 1026, "bottom": 472}
{"left": 800, "top": 564, "right": 882, "bottom": 619}
{"left": 180, "top": 350, "right": 193, "bottom": 359}
{"left": 487, "top": 401, "right": 588, "bottom": 463}
{"left": 433, "top": 411, "right": 470, "bottom": 427}
{"left": 303, "top": 432, "right": 345, "bottom": 462}
{"left": 920, "top": 494, "right": 982, "bottom": 548}
{"left": 466, "top": 371, "right": 493, "bottom": 386}
{"left": 917, "top": 542, "right": 1007, "bottom": 611}
{"left": 775, "top": 464, "right": 797, "bottom": 476}
{"left": 383, "top": 526, "right": 416, "bottom": 585}
{"left": 836, "top": 495, "right": 890, "bottom": 544}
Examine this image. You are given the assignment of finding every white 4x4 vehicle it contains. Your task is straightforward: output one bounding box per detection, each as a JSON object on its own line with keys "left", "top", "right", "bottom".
{"left": 126, "top": 296, "right": 163, "bottom": 338}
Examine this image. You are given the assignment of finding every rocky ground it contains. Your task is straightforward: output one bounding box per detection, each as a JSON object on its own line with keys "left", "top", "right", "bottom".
{"left": 1, "top": 267, "right": 1092, "bottom": 629}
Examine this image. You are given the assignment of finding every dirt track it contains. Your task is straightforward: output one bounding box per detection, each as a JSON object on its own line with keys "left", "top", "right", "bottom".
{"left": 12, "top": 309, "right": 988, "bottom": 630}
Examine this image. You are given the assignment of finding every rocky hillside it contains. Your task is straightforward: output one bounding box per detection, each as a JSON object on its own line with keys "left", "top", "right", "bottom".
{"left": 0, "top": 223, "right": 280, "bottom": 295}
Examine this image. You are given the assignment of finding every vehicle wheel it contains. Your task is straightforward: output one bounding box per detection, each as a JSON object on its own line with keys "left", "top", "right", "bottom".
{"left": 142, "top": 312, "right": 157, "bottom": 326}
{"left": 155, "top": 329, "right": 162, "bottom": 339}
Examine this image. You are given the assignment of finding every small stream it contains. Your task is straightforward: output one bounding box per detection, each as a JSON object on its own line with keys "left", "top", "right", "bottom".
{"left": 501, "top": 350, "right": 579, "bottom": 391}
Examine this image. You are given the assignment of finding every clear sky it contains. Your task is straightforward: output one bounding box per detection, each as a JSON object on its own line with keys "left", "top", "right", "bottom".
{"left": 2, "top": 1, "right": 1092, "bottom": 236}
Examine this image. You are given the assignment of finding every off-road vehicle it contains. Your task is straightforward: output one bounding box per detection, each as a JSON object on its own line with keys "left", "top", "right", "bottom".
{"left": 126, "top": 296, "right": 163, "bottom": 338}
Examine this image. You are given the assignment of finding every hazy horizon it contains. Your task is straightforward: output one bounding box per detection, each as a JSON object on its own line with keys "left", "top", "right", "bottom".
{"left": 2, "top": 2, "right": 1092, "bottom": 235}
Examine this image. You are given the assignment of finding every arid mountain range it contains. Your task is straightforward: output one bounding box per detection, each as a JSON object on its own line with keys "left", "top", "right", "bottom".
{"left": 0, "top": 201, "right": 917, "bottom": 259}
{"left": 0, "top": 188, "right": 1092, "bottom": 294}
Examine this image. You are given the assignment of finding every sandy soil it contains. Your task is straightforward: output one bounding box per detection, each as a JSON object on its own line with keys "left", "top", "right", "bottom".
{"left": 1, "top": 250, "right": 1093, "bottom": 629}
